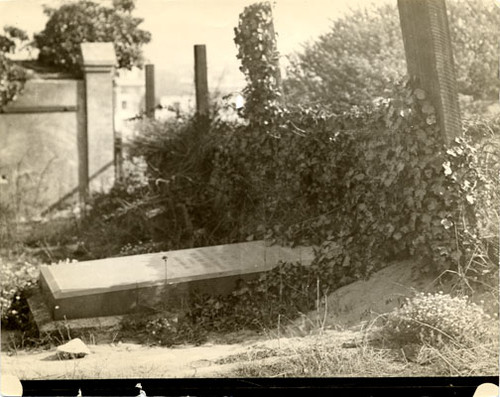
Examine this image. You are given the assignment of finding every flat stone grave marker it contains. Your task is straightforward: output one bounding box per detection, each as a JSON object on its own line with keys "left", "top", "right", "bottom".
{"left": 39, "top": 241, "right": 314, "bottom": 320}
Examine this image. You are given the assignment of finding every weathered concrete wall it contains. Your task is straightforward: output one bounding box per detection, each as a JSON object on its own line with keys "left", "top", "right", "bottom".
{"left": 81, "top": 42, "right": 117, "bottom": 199}
{"left": 0, "top": 79, "right": 81, "bottom": 218}
{"left": 4, "top": 78, "right": 79, "bottom": 109}
{"left": 85, "top": 71, "right": 115, "bottom": 193}
{"left": 0, "top": 43, "right": 117, "bottom": 219}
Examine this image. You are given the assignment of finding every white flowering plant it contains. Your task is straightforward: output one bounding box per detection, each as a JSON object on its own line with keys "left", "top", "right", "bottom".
{"left": 0, "top": 255, "right": 39, "bottom": 328}
{"left": 380, "top": 291, "right": 494, "bottom": 348}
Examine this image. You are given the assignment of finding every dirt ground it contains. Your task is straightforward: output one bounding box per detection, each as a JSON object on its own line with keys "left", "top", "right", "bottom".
{"left": 1, "top": 259, "right": 495, "bottom": 379}
{"left": 1, "top": 329, "right": 360, "bottom": 379}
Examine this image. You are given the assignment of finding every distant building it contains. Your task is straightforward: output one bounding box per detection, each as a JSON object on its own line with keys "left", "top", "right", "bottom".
{"left": 114, "top": 68, "right": 145, "bottom": 140}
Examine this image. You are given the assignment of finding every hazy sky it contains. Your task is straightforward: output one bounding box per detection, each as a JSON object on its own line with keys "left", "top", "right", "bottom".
{"left": 0, "top": 0, "right": 390, "bottom": 95}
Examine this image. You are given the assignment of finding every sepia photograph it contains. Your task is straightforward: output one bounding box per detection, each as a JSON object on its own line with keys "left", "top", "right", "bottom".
{"left": 0, "top": 0, "right": 498, "bottom": 394}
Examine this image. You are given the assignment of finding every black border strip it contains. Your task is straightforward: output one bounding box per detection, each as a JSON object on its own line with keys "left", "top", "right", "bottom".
{"left": 21, "top": 377, "right": 499, "bottom": 397}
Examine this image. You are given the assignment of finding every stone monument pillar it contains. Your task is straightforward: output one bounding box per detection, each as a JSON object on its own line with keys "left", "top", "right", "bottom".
{"left": 80, "top": 42, "right": 117, "bottom": 200}
{"left": 398, "top": 0, "right": 461, "bottom": 144}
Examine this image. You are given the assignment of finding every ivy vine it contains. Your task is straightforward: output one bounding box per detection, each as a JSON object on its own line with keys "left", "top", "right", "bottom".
{"left": 234, "top": 1, "right": 284, "bottom": 130}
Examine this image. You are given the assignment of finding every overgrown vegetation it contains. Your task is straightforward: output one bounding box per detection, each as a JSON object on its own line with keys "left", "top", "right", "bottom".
{"left": 1, "top": 2, "right": 497, "bottom": 378}
{"left": 14, "top": 1, "right": 493, "bottom": 343}
{"left": 108, "top": 2, "right": 500, "bottom": 347}
{"left": 112, "top": 89, "right": 498, "bottom": 345}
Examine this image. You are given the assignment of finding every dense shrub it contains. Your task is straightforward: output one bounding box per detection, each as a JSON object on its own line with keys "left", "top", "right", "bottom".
{"left": 224, "top": 2, "right": 499, "bottom": 284}
{"left": 284, "top": 3, "right": 404, "bottom": 113}
{"left": 211, "top": 80, "right": 497, "bottom": 280}
{"left": 126, "top": 115, "right": 244, "bottom": 248}
{"left": 187, "top": 260, "right": 332, "bottom": 333}
{"left": 34, "top": 0, "right": 151, "bottom": 74}
{"left": 284, "top": 0, "right": 500, "bottom": 113}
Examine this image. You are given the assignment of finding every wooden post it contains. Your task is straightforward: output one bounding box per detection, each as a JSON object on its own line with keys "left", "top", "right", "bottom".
{"left": 112, "top": 79, "right": 124, "bottom": 183}
{"left": 194, "top": 44, "right": 209, "bottom": 116}
{"left": 145, "top": 64, "right": 155, "bottom": 119}
{"left": 114, "top": 136, "right": 123, "bottom": 182}
{"left": 398, "top": 0, "right": 461, "bottom": 144}
{"left": 77, "top": 81, "right": 89, "bottom": 206}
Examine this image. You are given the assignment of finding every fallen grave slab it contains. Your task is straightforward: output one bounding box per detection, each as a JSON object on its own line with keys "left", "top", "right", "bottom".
{"left": 39, "top": 241, "right": 314, "bottom": 320}
{"left": 27, "top": 288, "right": 123, "bottom": 338}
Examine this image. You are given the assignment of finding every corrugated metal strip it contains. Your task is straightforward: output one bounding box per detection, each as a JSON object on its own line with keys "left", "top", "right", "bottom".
{"left": 427, "top": 0, "right": 461, "bottom": 142}
{"left": 398, "top": 0, "right": 461, "bottom": 145}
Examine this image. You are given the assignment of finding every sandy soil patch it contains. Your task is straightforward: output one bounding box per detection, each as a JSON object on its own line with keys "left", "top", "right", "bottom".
{"left": 1, "top": 330, "right": 359, "bottom": 379}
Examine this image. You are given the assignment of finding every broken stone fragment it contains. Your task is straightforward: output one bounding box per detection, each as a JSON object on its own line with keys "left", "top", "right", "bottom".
{"left": 56, "top": 338, "right": 91, "bottom": 359}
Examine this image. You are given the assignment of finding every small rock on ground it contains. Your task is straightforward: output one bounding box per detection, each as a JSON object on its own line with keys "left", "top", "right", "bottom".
{"left": 56, "top": 338, "right": 90, "bottom": 359}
